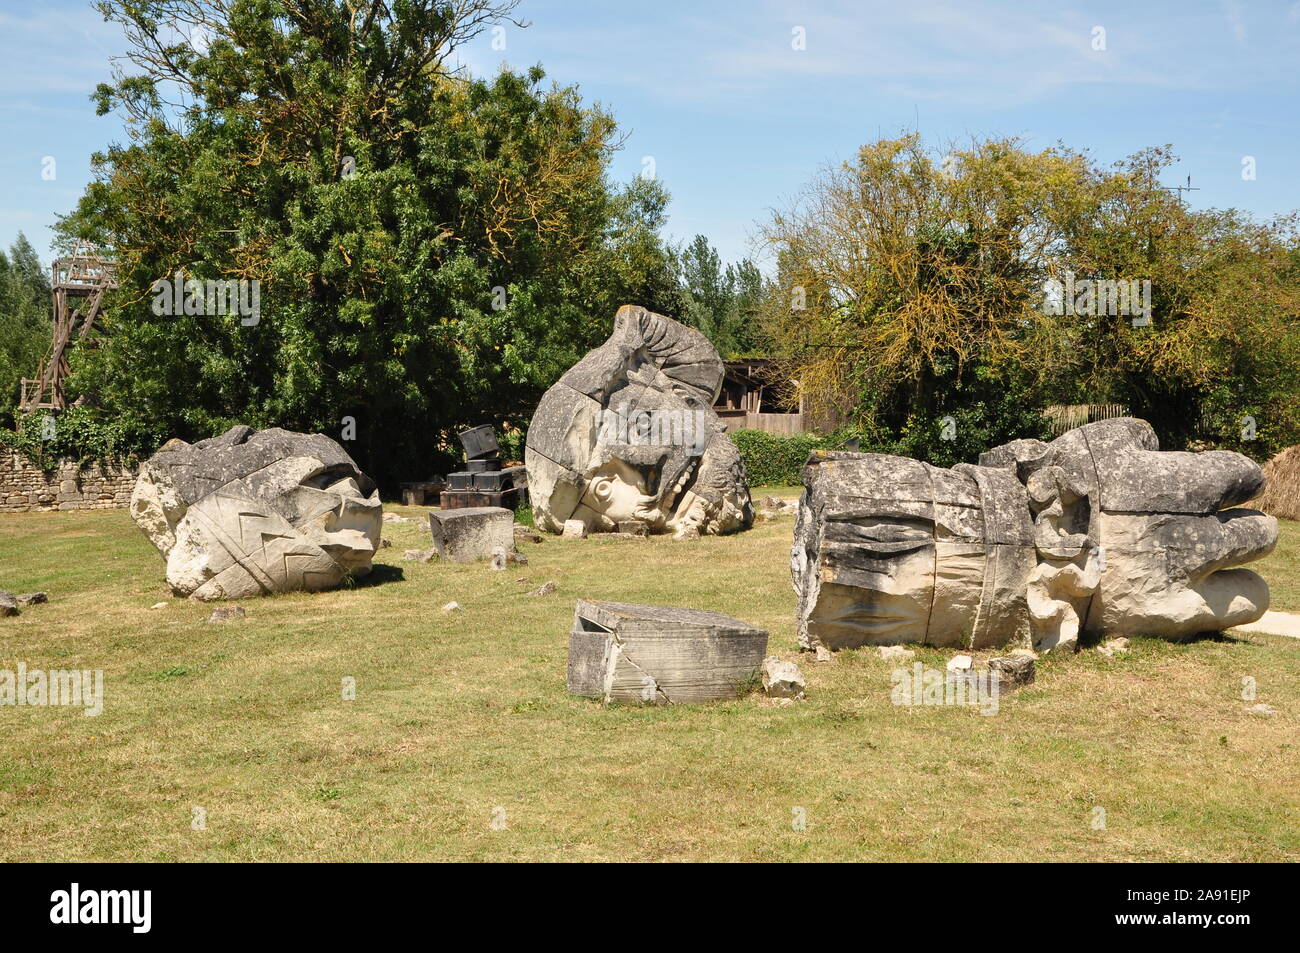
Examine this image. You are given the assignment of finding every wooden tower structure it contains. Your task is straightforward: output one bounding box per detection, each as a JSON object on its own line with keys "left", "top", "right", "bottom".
{"left": 19, "top": 243, "right": 117, "bottom": 414}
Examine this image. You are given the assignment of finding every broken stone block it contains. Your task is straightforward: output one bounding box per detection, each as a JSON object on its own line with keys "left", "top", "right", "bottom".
{"left": 427, "top": 507, "right": 514, "bottom": 563}
{"left": 568, "top": 600, "right": 768, "bottom": 705}
{"left": 561, "top": 519, "right": 587, "bottom": 539}
{"left": 489, "top": 546, "right": 507, "bottom": 571}
{"left": 617, "top": 520, "right": 649, "bottom": 537}
{"left": 148, "top": 602, "right": 169, "bottom": 610}
{"left": 761, "top": 657, "right": 806, "bottom": 699}
{"left": 402, "top": 548, "right": 436, "bottom": 563}
{"left": 946, "top": 655, "right": 974, "bottom": 672}
{"left": 814, "top": 645, "right": 834, "bottom": 663}
{"left": 527, "top": 580, "right": 558, "bottom": 597}
{"left": 16, "top": 592, "right": 48, "bottom": 606}
{"left": 878, "top": 645, "right": 916, "bottom": 662}
{"left": 0, "top": 590, "right": 17, "bottom": 617}
{"left": 988, "top": 654, "right": 1036, "bottom": 688}
{"left": 208, "top": 605, "right": 246, "bottom": 623}
{"left": 1246, "top": 703, "right": 1277, "bottom": 717}
{"left": 441, "top": 601, "right": 461, "bottom": 613}
{"left": 793, "top": 452, "right": 1035, "bottom": 652}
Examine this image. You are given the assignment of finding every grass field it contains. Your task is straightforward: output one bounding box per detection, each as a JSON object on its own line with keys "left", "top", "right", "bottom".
{"left": 1, "top": 493, "right": 1297, "bottom": 861}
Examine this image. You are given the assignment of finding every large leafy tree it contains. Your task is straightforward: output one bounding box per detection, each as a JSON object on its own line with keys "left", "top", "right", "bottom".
{"left": 1048, "top": 146, "right": 1300, "bottom": 454}
{"left": 758, "top": 135, "right": 1082, "bottom": 458}
{"left": 760, "top": 134, "right": 1300, "bottom": 461}
{"left": 59, "top": 0, "right": 679, "bottom": 487}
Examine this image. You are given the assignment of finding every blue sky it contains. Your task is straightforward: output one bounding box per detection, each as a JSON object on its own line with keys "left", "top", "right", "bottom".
{"left": 2, "top": 0, "right": 1299, "bottom": 269}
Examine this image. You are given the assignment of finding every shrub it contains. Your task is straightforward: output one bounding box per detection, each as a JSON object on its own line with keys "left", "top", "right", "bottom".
{"left": 0, "top": 407, "right": 164, "bottom": 472}
{"left": 730, "top": 390, "right": 1053, "bottom": 487}
{"left": 730, "top": 430, "right": 845, "bottom": 487}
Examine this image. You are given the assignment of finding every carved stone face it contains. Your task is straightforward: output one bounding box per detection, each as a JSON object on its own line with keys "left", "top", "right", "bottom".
{"left": 982, "top": 418, "right": 1276, "bottom": 645}
{"left": 525, "top": 305, "right": 752, "bottom": 537}
{"left": 793, "top": 452, "right": 1035, "bottom": 650}
{"left": 131, "top": 426, "right": 382, "bottom": 601}
{"left": 794, "top": 418, "right": 1277, "bottom": 653}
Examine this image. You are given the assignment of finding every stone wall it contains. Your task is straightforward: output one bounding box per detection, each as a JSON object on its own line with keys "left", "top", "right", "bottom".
{"left": 0, "top": 451, "right": 137, "bottom": 513}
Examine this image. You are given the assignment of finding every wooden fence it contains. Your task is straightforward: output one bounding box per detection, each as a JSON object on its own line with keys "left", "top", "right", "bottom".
{"left": 1043, "top": 404, "right": 1130, "bottom": 436}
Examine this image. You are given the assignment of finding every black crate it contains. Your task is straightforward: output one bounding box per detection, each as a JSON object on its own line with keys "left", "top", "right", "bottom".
{"left": 447, "top": 471, "right": 476, "bottom": 490}
{"left": 473, "top": 470, "right": 506, "bottom": 491}
{"left": 458, "top": 426, "right": 500, "bottom": 461}
{"left": 440, "top": 486, "right": 528, "bottom": 510}
{"left": 471, "top": 466, "right": 522, "bottom": 491}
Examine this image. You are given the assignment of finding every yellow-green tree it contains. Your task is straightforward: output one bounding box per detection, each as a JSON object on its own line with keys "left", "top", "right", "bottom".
{"left": 760, "top": 135, "right": 1300, "bottom": 460}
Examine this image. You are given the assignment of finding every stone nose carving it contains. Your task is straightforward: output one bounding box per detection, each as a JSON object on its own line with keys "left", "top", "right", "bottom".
{"left": 980, "top": 418, "right": 1276, "bottom": 645}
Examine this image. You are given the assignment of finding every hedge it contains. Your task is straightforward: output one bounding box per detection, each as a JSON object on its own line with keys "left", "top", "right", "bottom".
{"left": 0, "top": 408, "right": 162, "bottom": 474}
{"left": 730, "top": 429, "right": 843, "bottom": 487}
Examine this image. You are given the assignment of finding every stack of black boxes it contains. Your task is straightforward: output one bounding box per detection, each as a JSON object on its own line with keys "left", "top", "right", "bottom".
{"left": 440, "top": 425, "right": 529, "bottom": 510}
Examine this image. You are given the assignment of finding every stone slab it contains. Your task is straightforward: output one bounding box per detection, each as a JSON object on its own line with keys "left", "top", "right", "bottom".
{"left": 427, "top": 507, "right": 514, "bottom": 563}
{"left": 567, "top": 599, "right": 768, "bottom": 705}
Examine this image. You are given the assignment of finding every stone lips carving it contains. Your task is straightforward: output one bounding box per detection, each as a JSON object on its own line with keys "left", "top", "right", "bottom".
{"left": 793, "top": 418, "right": 1277, "bottom": 652}
{"left": 525, "top": 305, "right": 753, "bottom": 537}
{"left": 131, "top": 425, "right": 383, "bottom": 600}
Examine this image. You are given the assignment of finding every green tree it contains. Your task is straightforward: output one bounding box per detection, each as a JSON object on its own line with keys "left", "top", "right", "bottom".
{"left": 1044, "top": 145, "right": 1300, "bottom": 457}
{"left": 674, "top": 234, "right": 768, "bottom": 357}
{"left": 58, "top": 0, "right": 679, "bottom": 488}
{"left": 760, "top": 134, "right": 1300, "bottom": 460}
{"left": 0, "top": 234, "right": 52, "bottom": 426}
{"left": 726, "top": 258, "right": 766, "bottom": 355}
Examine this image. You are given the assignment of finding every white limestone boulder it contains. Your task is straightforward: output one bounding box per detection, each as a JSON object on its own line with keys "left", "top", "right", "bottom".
{"left": 427, "top": 507, "right": 514, "bottom": 563}
{"left": 525, "top": 305, "right": 753, "bottom": 538}
{"left": 131, "top": 426, "right": 382, "bottom": 600}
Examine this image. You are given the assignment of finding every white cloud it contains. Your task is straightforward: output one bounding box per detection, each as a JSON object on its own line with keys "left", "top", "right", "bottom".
{"left": 0, "top": 6, "right": 125, "bottom": 97}
{"left": 471, "top": 0, "right": 1299, "bottom": 113}
{"left": 1223, "top": 0, "right": 1248, "bottom": 45}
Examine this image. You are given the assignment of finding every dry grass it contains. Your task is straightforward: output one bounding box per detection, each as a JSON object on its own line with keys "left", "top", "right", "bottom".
{"left": 1254, "top": 445, "right": 1300, "bottom": 522}
{"left": 0, "top": 496, "right": 1297, "bottom": 861}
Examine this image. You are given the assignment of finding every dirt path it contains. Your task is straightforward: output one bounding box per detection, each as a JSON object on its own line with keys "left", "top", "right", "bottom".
{"left": 1232, "top": 610, "right": 1300, "bottom": 639}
